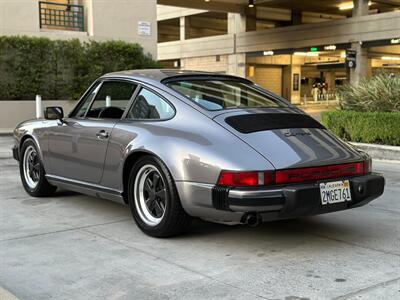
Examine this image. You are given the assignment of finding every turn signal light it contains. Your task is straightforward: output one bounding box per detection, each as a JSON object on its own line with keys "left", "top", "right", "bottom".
{"left": 217, "top": 161, "right": 370, "bottom": 187}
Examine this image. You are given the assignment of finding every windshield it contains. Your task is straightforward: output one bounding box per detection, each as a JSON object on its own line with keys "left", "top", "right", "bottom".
{"left": 166, "top": 79, "right": 286, "bottom": 111}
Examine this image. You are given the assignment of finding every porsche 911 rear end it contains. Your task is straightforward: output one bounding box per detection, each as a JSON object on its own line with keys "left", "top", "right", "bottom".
{"left": 212, "top": 111, "right": 384, "bottom": 225}
{"left": 212, "top": 159, "right": 384, "bottom": 226}
{"left": 165, "top": 75, "right": 385, "bottom": 226}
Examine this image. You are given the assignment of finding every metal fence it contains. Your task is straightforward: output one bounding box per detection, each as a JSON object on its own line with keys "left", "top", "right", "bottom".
{"left": 39, "top": 1, "right": 84, "bottom": 31}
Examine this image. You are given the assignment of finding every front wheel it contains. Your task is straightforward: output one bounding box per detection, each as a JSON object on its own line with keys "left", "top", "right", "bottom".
{"left": 128, "top": 156, "right": 192, "bottom": 237}
{"left": 19, "top": 139, "right": 57, "bottom": 197}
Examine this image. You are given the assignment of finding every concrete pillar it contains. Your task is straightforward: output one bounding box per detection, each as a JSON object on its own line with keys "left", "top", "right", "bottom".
{"left": 83, "top": 0, "right": 94, "bottom": 36}
{"left": 228, "top": 54, "right": 246, "bottom": 78}
{"left": 349, "top": 42, "right": 369, "bottom": 85}
{"left": 179, "top": 16, "right": 186, "bottom": 40}
{"left": 282, "top": 57, "right": 302, "bottom": 104}
{"left": 228, "top": 13, "right": 246, "bottom": 34}
{"left": 227, "top": 13, "right": 247, "bottom": 78}
{"left": 352, "top": 0, "right": 369, "bottom": 17}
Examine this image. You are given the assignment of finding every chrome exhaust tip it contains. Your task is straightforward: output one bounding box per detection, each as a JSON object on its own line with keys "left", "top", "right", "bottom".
{"left": 242, "top": 213, "right": 260, "bottom": 227}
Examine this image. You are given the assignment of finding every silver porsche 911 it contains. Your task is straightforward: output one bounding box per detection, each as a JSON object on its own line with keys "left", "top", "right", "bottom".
{"left": 13, "top": 69, "right": 385, "bottom": 237}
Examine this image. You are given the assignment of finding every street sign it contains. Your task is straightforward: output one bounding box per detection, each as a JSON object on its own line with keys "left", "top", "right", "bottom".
{"left": 346, "top": 49, "right": 357, "bottom": 69}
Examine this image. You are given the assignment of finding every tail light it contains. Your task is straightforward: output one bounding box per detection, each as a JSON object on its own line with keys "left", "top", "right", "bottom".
{"left": 217, "top": 161, "right": 370, "bottom": 187}
{"left": 217, "top": 171, "right": 274, "bottom": 187}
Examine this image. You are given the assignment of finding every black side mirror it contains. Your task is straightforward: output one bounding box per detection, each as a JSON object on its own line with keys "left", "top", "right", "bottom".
{"left": 44, "top": 107, "right": 64, "bottom": 120}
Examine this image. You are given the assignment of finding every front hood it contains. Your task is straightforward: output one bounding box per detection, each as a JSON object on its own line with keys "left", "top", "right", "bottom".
{"left": 214, "top": 109, "right": 363, "bottom": 169}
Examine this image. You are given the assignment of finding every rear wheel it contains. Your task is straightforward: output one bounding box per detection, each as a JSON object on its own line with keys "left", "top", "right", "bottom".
{"left": 128, "top": 156, "right": 192, "bottom": 237}
{"left": 19, "top": 139, "right": 57, "bottom": 197}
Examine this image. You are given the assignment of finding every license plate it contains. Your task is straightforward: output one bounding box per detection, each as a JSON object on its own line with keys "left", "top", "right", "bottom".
{"left": 319, "top": 180, "right": 352, "bottom": 205}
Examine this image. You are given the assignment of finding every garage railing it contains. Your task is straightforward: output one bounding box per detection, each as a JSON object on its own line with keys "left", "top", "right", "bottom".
{"left": 39, "top": 1, "right": 85, "bottom": 32}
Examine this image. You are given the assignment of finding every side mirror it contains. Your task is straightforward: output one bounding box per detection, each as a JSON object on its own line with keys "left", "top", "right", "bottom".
{"left": 44, "top": 107, "right": 64, "bottom": 120}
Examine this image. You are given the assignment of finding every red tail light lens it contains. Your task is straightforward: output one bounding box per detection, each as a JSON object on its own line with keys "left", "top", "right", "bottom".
{"left": 275, "top": 162, "right": 365, "bottom": 184}
{"left": 217, "top": 171, "right": 275, "bottom": 187}
{"left": 218, "top": 171, "right": 259, "bottom": 187}
{"left": 217, "top": 161, "right": 369, "bottom": 187}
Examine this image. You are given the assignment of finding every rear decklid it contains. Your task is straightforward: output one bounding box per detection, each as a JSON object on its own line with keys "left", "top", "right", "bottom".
{"left": 213, "top": 108, "right": 363, "bottom": 170}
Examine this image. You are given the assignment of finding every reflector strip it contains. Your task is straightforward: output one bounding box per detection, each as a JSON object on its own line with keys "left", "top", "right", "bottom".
{"left": 275, "top": 162, "right": 365, "bottom": 184}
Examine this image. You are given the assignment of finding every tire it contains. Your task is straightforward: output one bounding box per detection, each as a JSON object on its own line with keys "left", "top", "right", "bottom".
{"left": 128, "top": 155, "right": 192, "bottom": 237}
{"left": 19, "top": 139, "right": 57, "bottom": 197}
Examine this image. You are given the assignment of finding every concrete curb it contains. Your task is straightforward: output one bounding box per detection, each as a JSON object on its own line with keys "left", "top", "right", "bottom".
{"left": 351, "top": 142, "right": 400, "bottom": 162}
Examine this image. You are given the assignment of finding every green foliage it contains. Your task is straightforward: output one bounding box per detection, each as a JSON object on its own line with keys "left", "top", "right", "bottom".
{"left": 0, "top": 36, "right": 160, "bottom": 100}
{"left": 321, "top": 110, "right": 400, "bottom": 146}
{"left": 338, "top": 72, "right": 400, "bottom": 112}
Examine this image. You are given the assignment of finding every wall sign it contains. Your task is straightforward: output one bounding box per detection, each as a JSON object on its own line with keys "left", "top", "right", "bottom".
{"left": 293, "top": 73, "right": 299, "bottom": 91}
{"left": 138, "top": 21, "right": 151, "bottom": 36}
{"left": 346, "top": 49, "right": 357, "bottom": 69}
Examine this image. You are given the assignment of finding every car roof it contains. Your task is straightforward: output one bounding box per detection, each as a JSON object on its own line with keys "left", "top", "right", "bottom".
{"left": 101, "top": 69, "right": 250, "bottom": 85}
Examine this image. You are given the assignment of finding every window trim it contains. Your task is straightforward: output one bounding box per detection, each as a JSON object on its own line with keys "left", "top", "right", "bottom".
{"left": 123, "top": 85, "right": 176, "bottom": 122}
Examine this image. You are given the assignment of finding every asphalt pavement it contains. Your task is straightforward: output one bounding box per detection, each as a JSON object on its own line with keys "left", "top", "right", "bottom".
{"left": 0, "top": 136, "right": 399, "bottom": 300}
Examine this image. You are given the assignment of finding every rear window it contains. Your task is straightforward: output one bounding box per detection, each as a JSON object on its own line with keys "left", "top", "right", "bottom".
{"left": 166, "top": 79, "right": 286, "bottom": 111}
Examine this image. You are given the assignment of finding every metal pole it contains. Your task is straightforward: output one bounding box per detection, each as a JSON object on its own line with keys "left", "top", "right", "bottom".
{"left": 36, "top": 95, "right": 42, "bottom": 118}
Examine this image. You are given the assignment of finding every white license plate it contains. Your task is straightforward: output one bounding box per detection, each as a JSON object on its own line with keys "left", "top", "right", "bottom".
{"left": 319, "top": 180, "right": 352, "bottom": 205}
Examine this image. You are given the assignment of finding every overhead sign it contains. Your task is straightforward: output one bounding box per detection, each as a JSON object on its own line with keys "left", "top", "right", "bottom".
{"left": 346, "top": 49, "right": 357, "bottom": 69}
{"left": 138, "top": 21, "right": 151, "bottom": 36}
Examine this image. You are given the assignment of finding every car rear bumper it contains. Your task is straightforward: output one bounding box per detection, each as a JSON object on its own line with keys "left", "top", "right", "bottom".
{"left": 176, "top": 173, "right": 384, "bottom": 223}
{"left": 216, "top": 173, "right": 384, "bottom": 218}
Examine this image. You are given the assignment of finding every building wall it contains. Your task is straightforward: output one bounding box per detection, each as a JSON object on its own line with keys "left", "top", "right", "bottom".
{"left": 251, "top": 66, "right": 283, "bottom": 96}
{"left": 181, "top": 55, "right": 229, "bottom": 73}
{"left": 0, "top": 0, "right": 157, "bottom": 58}
{"left": 90, "top": 0, "right": 157, "bottom": 57}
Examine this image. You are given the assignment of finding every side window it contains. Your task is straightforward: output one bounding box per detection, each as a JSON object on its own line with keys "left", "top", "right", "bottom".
{"left": 126, "top": 88, "right": 174, "bottom": 120}
{"left": 86, "top": 81, "right": 137, "bottom": 119}
{"left": 74, "top": 83, "right": 101, "bottom": 118}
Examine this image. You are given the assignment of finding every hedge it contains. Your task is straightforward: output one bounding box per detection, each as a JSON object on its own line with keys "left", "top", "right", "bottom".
{"left": 321, "top": 110, "right": 400, "bottom": 146}
{"left": 0, "top": 36, "right": 160, "bottom": 100}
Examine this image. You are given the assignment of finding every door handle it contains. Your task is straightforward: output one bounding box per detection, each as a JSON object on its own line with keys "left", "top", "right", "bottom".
{"left": 96, "top": 130, "right": 109, "bottom": 139}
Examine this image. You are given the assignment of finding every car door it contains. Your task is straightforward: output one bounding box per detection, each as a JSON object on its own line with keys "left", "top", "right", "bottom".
{"left": 47, "top": 79, "right": 138, "bottom": 184}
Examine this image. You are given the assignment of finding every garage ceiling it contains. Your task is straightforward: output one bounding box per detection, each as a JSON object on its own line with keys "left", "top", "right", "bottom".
{"left": 158, "top": 0, "right": 400, "bottom": 14}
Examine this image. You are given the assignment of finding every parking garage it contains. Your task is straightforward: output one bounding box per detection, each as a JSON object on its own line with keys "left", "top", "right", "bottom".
{"left": 157, "top": 0, "right": 400, "bottom": 103}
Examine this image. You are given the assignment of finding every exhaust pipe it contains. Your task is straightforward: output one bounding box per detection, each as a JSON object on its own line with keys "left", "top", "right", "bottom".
{"left": 242, "top": 213, "right": 260, "bottom": 227}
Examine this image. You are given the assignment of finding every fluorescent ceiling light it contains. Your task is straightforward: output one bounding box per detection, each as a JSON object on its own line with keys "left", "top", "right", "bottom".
{"left": 248, "top": 0, "right": 255, "bottom": 8}
{"left": 263, "top": 51, "right": 274, "bottom": 56}
{"left": 382, "top": 56, "right": 400, "bottom": 61}
{"left": 339, "top": 1, "right": 372, "bottom": 10}
{"left": 294, "top": 52, "right": 319, "bottom": 57}
{"left": 324, "top": 45, "right": 337, "bottom": 51}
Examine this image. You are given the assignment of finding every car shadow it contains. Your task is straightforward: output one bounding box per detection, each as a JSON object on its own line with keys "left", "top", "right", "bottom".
{"left": 181, "top": 216, "right": 371, "bottom": 246}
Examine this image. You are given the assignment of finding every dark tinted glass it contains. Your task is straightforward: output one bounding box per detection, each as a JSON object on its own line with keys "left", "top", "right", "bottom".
{"left": 127, "top": 88, "right": 174, "bottom": 120}
{"left": 167, "top": 79, "right": 285, "bottom": 111}
{"left": 86, "top": 81, "right": 137, "bottom": 119}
